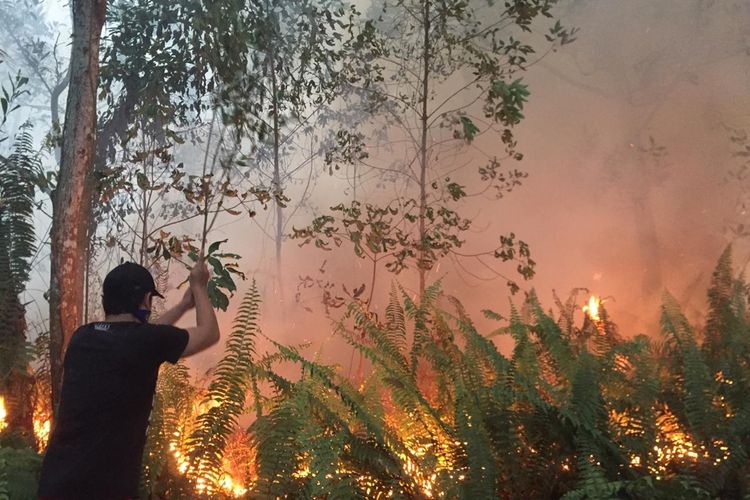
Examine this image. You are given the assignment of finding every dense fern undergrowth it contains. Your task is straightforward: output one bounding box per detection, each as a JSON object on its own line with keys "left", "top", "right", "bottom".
{"left": 4, "top": 250, "right": 750, "bottom": 499}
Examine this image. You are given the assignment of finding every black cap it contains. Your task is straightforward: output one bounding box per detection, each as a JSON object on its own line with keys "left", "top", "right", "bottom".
{"left": 102, "top": 262, "right": 164, "bottom": 315}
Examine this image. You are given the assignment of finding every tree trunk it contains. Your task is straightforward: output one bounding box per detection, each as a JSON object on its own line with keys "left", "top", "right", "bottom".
{"left": 417, "top": 0, "right": 431, "bottom": 299}
{"left": 49, "top": 0, "right": 107, "bottom": 417}
{"left": 632, "top": 195, "right": 662, "bottom": 295}
{"left": 81, "top": 76, "right": 141, "bottom": 317}
{"left": 271, "top": 52, "right": 285, "bottom": 305}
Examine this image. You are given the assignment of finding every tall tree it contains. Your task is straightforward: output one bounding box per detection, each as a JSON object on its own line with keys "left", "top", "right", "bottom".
{"left": 296, "top": 0, "right": 575, "bottom": 299}
{"left": 222, "top": 0, "right": 352, "bottom": 302}
{"left": 84, "top": 0, "right": 236, "bottom": 321}
{"left": 48, "top": 0, "right": 107, "bottom": 414}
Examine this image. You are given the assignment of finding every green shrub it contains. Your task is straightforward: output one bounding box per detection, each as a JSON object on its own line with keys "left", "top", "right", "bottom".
{"left": 0, "top": 446, "right": 41, "bottom": 500}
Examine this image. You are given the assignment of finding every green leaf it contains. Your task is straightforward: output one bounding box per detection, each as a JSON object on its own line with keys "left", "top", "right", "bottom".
{"left": 207, "top": 256, "right": 223, "bottom": 275}
{"left": 136, "top": 172, "right": 150, "bottom": 190}
{"left": 207, "top": 239, "right": 227, "bottom": 255}
{"left": 460, "top": 116, "right": 480, "bottom": 143}
{"left": 214, "top": 273, "right": 236, "bottom": 292}
{"left": 207, "top": 281, "right": 230, "bottom": 311}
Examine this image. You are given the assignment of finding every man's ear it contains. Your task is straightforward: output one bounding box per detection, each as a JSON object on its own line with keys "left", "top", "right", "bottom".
{"left": 142, "top": 292, "right": 153, "bottom": 309}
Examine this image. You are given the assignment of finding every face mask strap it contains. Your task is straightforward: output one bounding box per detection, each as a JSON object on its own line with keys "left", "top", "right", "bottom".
{"left": 133, "top": 308, "right": 151, "bottom": 324}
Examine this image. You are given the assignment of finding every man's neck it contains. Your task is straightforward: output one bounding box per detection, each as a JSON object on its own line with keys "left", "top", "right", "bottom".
{"left": 104, "top": 313, "right": 140, "bottom": 323}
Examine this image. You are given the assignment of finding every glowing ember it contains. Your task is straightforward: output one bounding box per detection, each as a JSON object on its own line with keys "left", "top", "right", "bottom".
{"left": 397, "top": 443, "right": 438, "bottom": 498}
{"left": 651, "top": 432, "right": 705, "bottom": 472}
{"left": 0, "top": 396, "right": 6, "bottom": 432}
{"left": 607, "top": 403, "right": 734, "bottom": 479}
{"left": 715, "top": 370, "right": 734, "bottom": 385}
{"left": 293, "top": 462, "right": 311, "bottom": 479}
{"left": 609, "top": 409, "right": 643, "bottom": 436}
{"left": 612, "top": 405, "right": 733, "bottom": 476}
{"left": 292, "top": 434, "right": 454, "bottom": 498}
{"left": 583, "top": 295, "right": 601, "bottom": 322}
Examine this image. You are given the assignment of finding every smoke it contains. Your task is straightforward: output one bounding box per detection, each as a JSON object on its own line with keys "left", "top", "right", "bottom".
{"left": 501, "top": 0, "right": 750, "bottom": 335}
{"left": 19, "top": 0, "right": 750, "bottom": 372}
{"left": 170, "top": 0, "right": 750, "bottom": 371}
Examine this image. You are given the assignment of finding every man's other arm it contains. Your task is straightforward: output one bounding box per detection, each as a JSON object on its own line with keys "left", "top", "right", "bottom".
{"left": 152, "top": 288, "right": 192, "bottom": 326}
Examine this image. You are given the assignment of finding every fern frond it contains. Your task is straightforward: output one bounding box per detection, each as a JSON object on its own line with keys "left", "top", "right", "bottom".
{"left": 347, "top": 297, "right": 409, "bottom": 373}
{"left": 0, "top": 125, "right": 38, "bottom": 288}
{"left": 384, "top": 283, "right": 408, "bottom": 368}
{"left": 660, "top": 292, "right": 719, "bottom": 442}
{"left": 184, "top": 282, "right": 261, "bottom": 489}
{"left": 141, "top": 361, "right": 195, "bottom": 497}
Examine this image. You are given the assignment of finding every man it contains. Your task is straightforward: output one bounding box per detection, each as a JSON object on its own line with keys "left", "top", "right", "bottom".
{"left": 38, "top": 260, "right": 220, "bottom": 499}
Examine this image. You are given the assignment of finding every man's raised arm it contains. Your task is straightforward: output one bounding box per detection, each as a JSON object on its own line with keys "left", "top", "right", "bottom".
{"left": 182, "top": 260, "right": 220, "bottom": 357}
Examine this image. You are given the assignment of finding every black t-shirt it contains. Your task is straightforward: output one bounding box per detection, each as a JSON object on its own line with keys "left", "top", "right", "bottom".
{"left": 38, "top": 322, "right": 189, "bottom": 500}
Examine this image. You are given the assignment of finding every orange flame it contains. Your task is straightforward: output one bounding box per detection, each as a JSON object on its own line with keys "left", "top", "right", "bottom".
{"left": 0, "top": 397, "right": 7, "bottom": 432}
{"left": 583, "top": 295, "right": 601, "bottom": 322}
{"left": 220, "top": 474, "right": 248, "bottom": 497}
{"left": 34, "top": 417, "right": 51, "bottom": 450}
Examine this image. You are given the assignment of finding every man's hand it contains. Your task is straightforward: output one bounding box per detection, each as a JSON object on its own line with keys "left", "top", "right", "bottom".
{"left": 189, "top": 259, "right": 210, "bottom": 289}
{"left": 181, "top": 258, "right": 220, "bottom": 357}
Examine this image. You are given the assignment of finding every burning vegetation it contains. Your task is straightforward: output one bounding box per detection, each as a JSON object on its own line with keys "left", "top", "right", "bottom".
{"left": 0, "top": 397, "right": 7, "bottom": 433}
{"left": 18, "top": 248, "right": 738, "bottom": 498}
{"left": 0, "top": 248, "right": 745, "bottom": 497}
{"left": 0, "top": 249, "right": 748, "bottom": 498}
{"left": 583, "top": 295, "right": 601, "bottom": 322}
